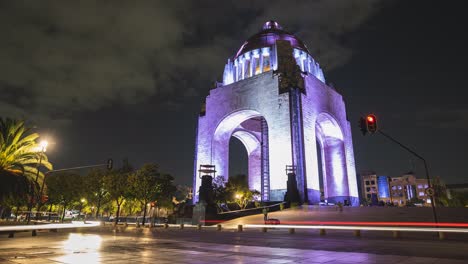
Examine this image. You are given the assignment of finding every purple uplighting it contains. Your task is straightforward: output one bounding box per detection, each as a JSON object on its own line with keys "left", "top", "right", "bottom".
{"left": 194, "top": 21, "right": 358, "bottom": 204}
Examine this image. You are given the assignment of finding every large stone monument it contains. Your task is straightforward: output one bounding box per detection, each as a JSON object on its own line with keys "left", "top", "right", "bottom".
{"left": 193, "top": 21, "right": 359, "bottom": 205}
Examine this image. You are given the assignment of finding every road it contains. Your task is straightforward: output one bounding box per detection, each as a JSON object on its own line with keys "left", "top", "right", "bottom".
{"left": 0, "top": 226, "right": 467, "bottom": 263}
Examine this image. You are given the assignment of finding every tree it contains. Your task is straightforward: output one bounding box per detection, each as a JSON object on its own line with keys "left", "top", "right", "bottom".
{"left": 104, "top": 159, "right": 133, "bottom": 224}
{"left": 212, "top": 176, "right": 229, "bottom": 211}
{"left": 0, "top": 118, "right": 52, "bottom": 203}
{"left": 46, "top": 172, "right": 83, "bottom": 222}
{"left": 128, "top": 163, "right": 161, "bottom": 225}
{"left": 225, "top": 174, "right": 260, "bottom": 210}
{"left": 82, "top": 169, "right": 109, "bottom": 218}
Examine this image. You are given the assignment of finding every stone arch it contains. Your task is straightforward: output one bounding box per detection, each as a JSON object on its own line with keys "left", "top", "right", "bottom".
{"left": 211, "top": 109, "right": 268, "bottom": 194}
{"left": 315, "top": 112, "right": 349, "bottom": 202}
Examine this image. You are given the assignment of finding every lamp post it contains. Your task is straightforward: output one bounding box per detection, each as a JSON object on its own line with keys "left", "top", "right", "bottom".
{"left": 79, "top": 198, "right": 86, "bottom": 219}
{"left": 27, "top": 140, "right": 48, "bottom": 224}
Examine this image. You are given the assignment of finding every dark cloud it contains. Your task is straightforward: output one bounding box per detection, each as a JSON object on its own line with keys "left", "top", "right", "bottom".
{"left": 0, "top": 0, "right": 385, "bottom": 122}
{"left": 414, "top": 107, "right": 468, "bottom": 130}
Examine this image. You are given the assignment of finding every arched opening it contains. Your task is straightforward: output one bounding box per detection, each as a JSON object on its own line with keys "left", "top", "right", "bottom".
{"left": 211, "top": 110, "right": 269, "bottom": 200}
{"left": 229, "top": 137, "right": 248, "bottom": 178}
{"left": 315, "top": 113, "right": 349, "bottom": 203}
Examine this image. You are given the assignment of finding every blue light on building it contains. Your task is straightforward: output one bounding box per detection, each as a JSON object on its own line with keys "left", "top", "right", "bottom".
{"left": 378, "top": 176, "right": 390, "bottom": 198}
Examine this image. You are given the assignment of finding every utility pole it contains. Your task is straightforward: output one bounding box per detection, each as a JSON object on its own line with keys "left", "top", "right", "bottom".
{"left": 359, "top": 114, "right": 438, "bottom": 225}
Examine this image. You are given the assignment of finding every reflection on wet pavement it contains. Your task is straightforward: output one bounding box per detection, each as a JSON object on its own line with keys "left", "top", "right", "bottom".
{"left": 0, "top": 232, "right": 467, "bottom": 264}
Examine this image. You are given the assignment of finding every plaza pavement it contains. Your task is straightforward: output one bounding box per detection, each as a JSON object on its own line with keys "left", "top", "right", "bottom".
{"left": 0, "top": 225, "right": 467, "bottom": 264}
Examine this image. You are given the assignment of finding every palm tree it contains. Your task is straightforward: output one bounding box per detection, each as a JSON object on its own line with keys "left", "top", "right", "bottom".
{"left": 0, "top": 118, "right": 52, "bottom": 203}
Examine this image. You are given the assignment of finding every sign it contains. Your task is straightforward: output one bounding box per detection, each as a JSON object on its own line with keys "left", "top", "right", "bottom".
{"left": 425, "top": 187, "right": 435, "bottom": 196}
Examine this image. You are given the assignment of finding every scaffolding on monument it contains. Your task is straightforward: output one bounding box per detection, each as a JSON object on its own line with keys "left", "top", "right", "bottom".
{"left": 198, "top": 164, "right": 216, "bottom": 179}
{"left": 261, "top": 117, "right": 270, "bottom": 201}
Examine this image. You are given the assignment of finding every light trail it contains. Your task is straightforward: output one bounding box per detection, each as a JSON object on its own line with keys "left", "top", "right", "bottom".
{"left": 243, "top": 224, "right": 468, "bottom": 233}
{"left": 203, "top": 220, "right": 468, "bottom": 228}
{"left": 0, "top": 221, "right": 101, "bottom": 232}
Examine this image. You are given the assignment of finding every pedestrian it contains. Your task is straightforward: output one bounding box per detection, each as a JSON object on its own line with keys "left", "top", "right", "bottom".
{"left": 263, "top": 207, "right": 268, "bottom": 221}
{"left": 337, "top": 201, "right": 343, "bottom": 212}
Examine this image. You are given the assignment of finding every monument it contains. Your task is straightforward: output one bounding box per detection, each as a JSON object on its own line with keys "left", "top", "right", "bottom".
{"left": 193, "top": 21, "right": 359, "bottom": 205}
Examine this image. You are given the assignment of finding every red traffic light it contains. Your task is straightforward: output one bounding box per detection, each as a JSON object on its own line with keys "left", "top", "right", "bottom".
{"left": 366, "top": 114, "right": 378, "bottom": 133}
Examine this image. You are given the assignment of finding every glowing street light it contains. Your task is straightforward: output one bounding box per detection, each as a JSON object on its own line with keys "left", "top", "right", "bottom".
{"left": 39, "top": 140, "right": 48, "bottom": 152}
{"left": 28, "top": 139, "right": 50, "bottom": 223}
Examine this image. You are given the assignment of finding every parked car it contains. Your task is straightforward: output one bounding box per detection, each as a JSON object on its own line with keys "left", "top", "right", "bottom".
{"left": 265, "top": 218, "right": 280, "bottom": 225}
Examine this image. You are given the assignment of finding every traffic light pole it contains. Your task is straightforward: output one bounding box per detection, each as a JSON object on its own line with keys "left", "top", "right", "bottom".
{"left": 35, "top": 160, "right": 113, "bottom": 221}
{"left": 378, "top": 130, "right": 438, "bottom": 225}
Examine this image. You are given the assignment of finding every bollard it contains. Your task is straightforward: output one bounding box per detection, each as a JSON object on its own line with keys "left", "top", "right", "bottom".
{"left": 354, "top": 230, "right": 361, "bottom": 237}
{"left": 237, "top": 225, "right": 243, "bottom": 232}
{"left": 180, "top": 224, "right": 184, "bottom": 229}
{"left": 289, "top": 228, "right": 295, "bottom": 234}
{"left": 392, "top": 231, "right": 400, "bottom": 238}
{"left": 438, "top": 232, "right": 445, "bottom": 240}
{"left": 319, "top": 229, "right": 326, "bottom": 236}
{"left": 8, "top": 232, "right": 14, "bottom": 238}
{"left": 217, "top": 224, "right": 222, "bottom": 231}
{"left": 262, "top": 227, "right": 267, "bottom": 233}
{"left": 32, "top": 230, "right": 37, "bottom": 236}
{"left": 197, "top": 224, "right": 202, "bottom": 230}
{"left": 136, "top": 221, "right": 140, "bottom": 228}
{"left": 164, "top": 223, "right": 169, "bottom": 229}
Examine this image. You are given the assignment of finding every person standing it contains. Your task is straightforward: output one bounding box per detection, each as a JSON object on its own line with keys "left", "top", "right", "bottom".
{"left": 263, "top": 207, "right": 268, "bottom": 221}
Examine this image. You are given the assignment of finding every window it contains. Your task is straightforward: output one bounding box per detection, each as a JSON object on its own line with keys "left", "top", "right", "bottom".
{"left": 244, "top": 59, "right": 251, "bottom": 78}
{"left": 419, "top": 192, "right": 425, "bottom": 196}
{"left": 263, "top": 55, "right": 270, "bottom": 72}
{"left": 417, "top": 184, "right": 423, "bottom": 189}
{"left": 254, "top": 57, "right": 261, "bottom": 74}
{"left": 366, "top": 187, "right": 371, "bottom": 192}
{"left": 424, "top": 184, "right": 428, "bottom": 188}
{"left": 392, "top": 186, "right": 396, "bottom": 190}
{"left": 427, "top": 199, "right": 431, "bottom": 203}
{"left": 237, "top": 61, "right": 242, "bottom": 80}
{"left": 365, "top": 181, "right": 370, "bottom": 185}
{"left": 371, "top": 181, "right": 375, "bottom": 185}
{"left": 398, "top": 186, "right": 402, "bottom": 190}
{"left": 367, "top": 194, "right": 371, "bottom": 199}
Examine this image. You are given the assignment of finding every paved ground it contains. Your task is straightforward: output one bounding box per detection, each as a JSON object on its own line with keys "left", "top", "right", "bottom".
{"left": 221, "top": 205, "right": 468, "bottom": 227}
{"left": 0, "top": 226, "right": 467, "bottom": 264}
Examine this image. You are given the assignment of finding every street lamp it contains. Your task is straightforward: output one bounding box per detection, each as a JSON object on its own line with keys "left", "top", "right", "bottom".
{"left": 27, "top": 140, "right": 48, "bottom": 223}
{"left": 79, "top": 198, "right": 86, "bottom": 218}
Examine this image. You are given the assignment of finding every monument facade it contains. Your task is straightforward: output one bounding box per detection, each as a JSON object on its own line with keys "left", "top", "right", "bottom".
{"left": 193, "top": 21, "right": 359, "bottom": 205}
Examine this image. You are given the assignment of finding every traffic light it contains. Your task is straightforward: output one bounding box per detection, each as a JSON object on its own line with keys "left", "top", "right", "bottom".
{"left": 366, "top": 114, "right": 378, "bottom": 133}
{"left": 107, "top": 158, "right": 113, "bottom": 170}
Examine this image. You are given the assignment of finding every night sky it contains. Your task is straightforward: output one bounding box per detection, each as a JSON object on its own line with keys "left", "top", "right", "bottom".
{"left": 1, "top": 1, "right": 467, "bottom": 186}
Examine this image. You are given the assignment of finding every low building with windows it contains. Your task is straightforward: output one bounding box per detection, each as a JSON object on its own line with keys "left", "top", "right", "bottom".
{"left": 360, "top": 171, "right": 431, "bottom": 206}
{"left": 389, "top": 173, "right": 430, "bottom": 206}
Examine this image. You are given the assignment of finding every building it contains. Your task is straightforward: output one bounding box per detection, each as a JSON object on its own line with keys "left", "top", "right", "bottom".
{"left": 389, "top": 173, "right": 430, "bottom": 206}
{"left": 445, "top": 183, "right": 468, "bottom": 206}
{"left": 360, "top": 173, "right": 391, "bottom": 205}
{"left": 361, "top": 173, "right": 378, "bottom": 204}
{"left": 359, "top": 172, "right": 431, "bottom": 206}
{"left": 446, "top": 183, "right": 468, "bottom": 199}
{"left": 193, "top": 21, "right": 359, "bottom": 205}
